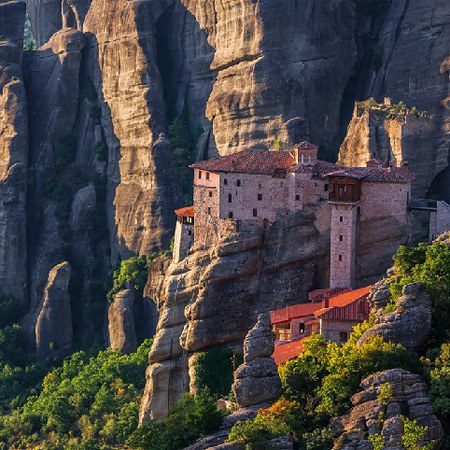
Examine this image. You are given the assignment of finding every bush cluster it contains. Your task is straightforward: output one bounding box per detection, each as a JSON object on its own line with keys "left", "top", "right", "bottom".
{"left": 0, "top": 340, "right": 152, "bottom": 449}
{"left": 127, "top": 389, "right": 223, "bottom": 450}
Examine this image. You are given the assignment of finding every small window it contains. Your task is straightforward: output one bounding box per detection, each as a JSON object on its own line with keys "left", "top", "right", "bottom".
{"left": 237, "top": 180, "right": 241, "bottom": 187}
{"left": 207, "top": 207, "right": 211, "bottom": 215}
{"left": 188, "top": 230, "right": 192, "bottom": 236}
{"left": 198, "top": 171, "right": 202, "bottom": 179}
{"left": 206, "top": 172, "right": 210, "bottom": 180}
{"left": 228, "top": 193, "right": 232, "bottom": 203}
{"left": 253, "top": 208, "right": 258, "bottom": 217}
{"left": 299, "top": 323, "right": 306, "bottom": 334}
{"left": 209, "top": 191, "right": 213, "bottom": 198}
{"left": 314, "top": 182, "right": 317, "bottom": 187}
{"left": 228, "top": 212, "right": 233, "bottom": 219}
{"left": 258, "top": 184, "right": 262, "bottom": 189}
{"left": 339, "top": 235, "right": 343, "bottom": 242}
{"left": 324, "top": 184, "right": 329, "bottom": 192}
{"left": 280, "top": 182, "right": 284, "bottom": 187}
{"left": 340, "top": 216, "right": 343, "bottom": 222}
{"left": 338, "top": 255, "right": 342, "bottom": 262}
{"left": 258, "top": 194, "right": 263, "bottom": 201}
{"left": 224, "top": 178, "right": 228, "bottom": 185}
{"left": 295, "top": 194, "right": 300, "bottom": 201}
{"left": 340, "top": 331, "right": 348, "bottom": 343}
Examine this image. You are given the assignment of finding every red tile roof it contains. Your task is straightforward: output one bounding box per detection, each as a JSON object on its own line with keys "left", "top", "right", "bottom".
{"left": 191, "top": 149, "right": 295, "bottom": 176}
{"left": 326, "top": 166, "right": 415, "bottom": 183}
{"left": 328, "top": 285, "right": 371, "bottom": 308}
{"left": 315, "top": 295, "right": 370, "bottom": 322}
{"left": 272, "top": 339, "right": 305, "bottom": 365}
{"left": 175, "top": 206, "right": 195, "bottom": 218}
{"left": 270, "top": 302, "right": 319, "bottom": 325}
{"left": 271, "top": 286, "right": 372, "bottom": 325}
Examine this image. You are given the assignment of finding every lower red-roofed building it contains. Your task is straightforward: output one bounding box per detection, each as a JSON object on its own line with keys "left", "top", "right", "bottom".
{"left": 271, "top": 285, "right": 371, "bottom": 365}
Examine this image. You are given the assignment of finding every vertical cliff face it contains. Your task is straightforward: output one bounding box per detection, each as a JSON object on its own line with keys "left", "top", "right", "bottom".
{"left": 83, "top": 0, "right": 180, "bottom": 260}
{"left": 25, "top": 29, "right": 86, "bottom": 312}
{"left": 338, "top": 102, "right": 436, "bottom": 198}
{"left": 364, "top": 0, "right": 450, "bottom": 198}
{"left": 160, "top": 0, "right": 358, "bottom": 157}
{"left": 0, "top": 0, "right": 28, "bottom": 303}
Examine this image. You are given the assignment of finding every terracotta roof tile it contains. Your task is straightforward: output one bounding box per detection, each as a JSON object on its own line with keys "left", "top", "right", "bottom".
{"left": 272, "top": 339, "right": 305, "bottom": 365}
{"left": 325, "top": 166, "right": 415, "bottom": 183}
{"left": 191, "top": 149, "right": 295, "bottom": 176}
{"left": 175, "top": 206, "right": 195, "bottom": 217}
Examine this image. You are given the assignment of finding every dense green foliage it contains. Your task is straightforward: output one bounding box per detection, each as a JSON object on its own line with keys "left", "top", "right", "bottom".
{"left": 228, "top": 332, "right": 420, "bottom": 449}
{"left": 0, "top": 340, "right": 152, "bottom": 449}
{"left": 195, "top": 345, "right": 243, "bottom": 397}
{"left": 107, "top": 255, "right": 156, "bottom": 302}
{"left": 128, "top": 389, "right": 223, "bottom": 450}
{"left": 391, "top": 241, "right": 450, "bottom": 346}
{"left": 24, "top": 15, "right": 36, "bottom": 51}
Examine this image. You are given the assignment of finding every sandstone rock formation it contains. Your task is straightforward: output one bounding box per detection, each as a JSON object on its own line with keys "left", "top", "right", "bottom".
{"left": 140, "top": 211, "right": 329, "bottom": 421}
{"left": 108, "top": 289, "right": 137, "bottom": 354}
{"left": 358, "top": 282, "right": 432, "bottom": 351}
{"left": 232, "top": 314, "right": 281, "bottom": 408}
{"left": 338, "top": 101, "right": 436, "bottom": 198}
{"left": 83, "top": 0, "right": 180, "bottom": 260}
{"left": 330, "top": 369, "right": 443, "bottom": 449}
{"left": 0, "top": 0, "right": 28, "bottom": 303}
{"left": 35, "top": 262, "right": 73, "bottom": 360}
{"left": 367, "top": 1, "right": 450, "bottom": 198}
{"left": 25, "top": 28, "right": 86, "bottom": 313}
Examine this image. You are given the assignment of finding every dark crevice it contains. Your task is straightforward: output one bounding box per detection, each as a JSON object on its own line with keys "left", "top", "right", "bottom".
{"left": 336, "top": 1, "right": 393, "bottom": 159}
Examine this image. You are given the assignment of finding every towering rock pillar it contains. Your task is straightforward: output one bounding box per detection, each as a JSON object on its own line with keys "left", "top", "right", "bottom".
{"left": 0, "top": 0, "right": 28, "bottom": 303}
{"left": 328, "top": 175, "right": 361, "bottom": 289}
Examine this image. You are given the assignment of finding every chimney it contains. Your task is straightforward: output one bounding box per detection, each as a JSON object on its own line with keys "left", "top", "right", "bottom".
{"left": 366, "top": 159, "right": 383, "bottom": 169}
{"left": 322, "top": 293, "right": 330, "bottom": 309}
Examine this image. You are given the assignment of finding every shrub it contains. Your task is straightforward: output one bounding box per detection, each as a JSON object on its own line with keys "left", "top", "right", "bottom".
{"left": 401, "top": 416, "right": 434, "bottom": 450}
{"left": 195, "top": 345, "right": 242, "bottom": 397}
{"left": 378, "top": 382, "right": 393, "bottom": 405}
{"left": 107, "top": 256, "right": 153, "bottom": 302}
{"left": 128, "top": 389, "right": 223, "bottom": 450}
{"left": 0, "top": 340, "right": 152, "bottom": 448}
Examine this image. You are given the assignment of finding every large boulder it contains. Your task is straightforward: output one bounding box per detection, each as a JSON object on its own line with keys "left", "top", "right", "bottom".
{"left": 358, "top": 282, "right": 432, "bottom": 351}
{"left": 330, "top": 369, "right": 443, "bottom": 449}
{"left": 108, "top": 289, "right": 137, "bottom": 354}
{"left": 35, "top": 262, "right": 73, "bottom": 360}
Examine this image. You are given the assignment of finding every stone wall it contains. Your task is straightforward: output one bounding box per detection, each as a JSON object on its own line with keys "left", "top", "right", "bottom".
{"left": 193, "top": 169, "right": 220, "bottom": 247}
{"left": 360, "top": 182, "right": 410, "bottom": 224}
{"left": 173, "top": 220, "right": 194, "bottom": 262}
{"left": 320, "top": 319, "right": 359, "bottom": 345}
{"left": 330, "top": 204, "right": 357, "bottom": 289}
{"left": 431, "top": 201, "right": 450, "bottom": 240}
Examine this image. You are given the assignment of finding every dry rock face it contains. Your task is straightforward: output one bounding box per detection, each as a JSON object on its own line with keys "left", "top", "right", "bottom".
{"left": 232, "top": 314, "right": 281, "bottom": 408}
{"left": 35, "top": 262, "right": 73, "bottom": 360}
{"left": 0, "top": 0, "right": 28, "bottom": 303}
{"left": 83, "top": 0, "right": 180, "bottom": 260}
{"left": 139, "top": 203, "right": 408, "bottom": 420}
{"left": 338, "top": 103, "right": 436, "bottom": 198}
{"left": 367, "top": 1, "right": 450, "bottom": 198}
{"left": 358, "top": 282, "right": 432, "bottom": 351}
{"left": 330, "top": 369, "right": 443, "bottom": 449}
{"left": 160, "top": 0, "right": 358, "bottom": 157}
{"left": 108, "top": 289, "right": 137, "bottom": 354}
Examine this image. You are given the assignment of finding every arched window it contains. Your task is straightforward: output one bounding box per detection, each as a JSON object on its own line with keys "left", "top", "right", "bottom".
{"left": 228, "top": 194, "right": 232, "bottom": 203}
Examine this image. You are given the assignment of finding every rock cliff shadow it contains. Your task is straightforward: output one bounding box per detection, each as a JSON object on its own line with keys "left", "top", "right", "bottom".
{"left": 155, "top": 2, "right": 218, "bottom": 161}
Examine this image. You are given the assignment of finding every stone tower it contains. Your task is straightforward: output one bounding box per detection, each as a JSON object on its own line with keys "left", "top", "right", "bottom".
{"left": 173, "top": 207, "right": 194, "bottom": 263}
{"left": 328, "top": 172, "right": 362, "bottom": 289}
